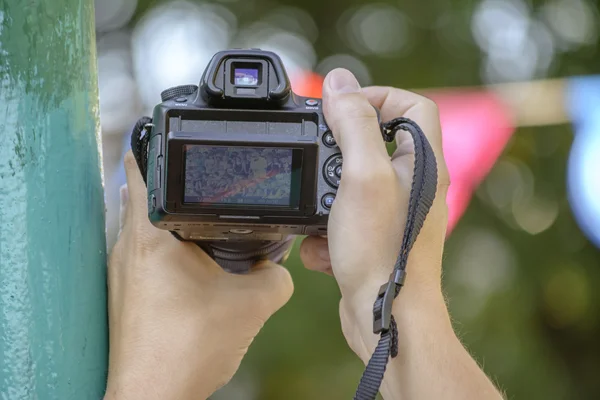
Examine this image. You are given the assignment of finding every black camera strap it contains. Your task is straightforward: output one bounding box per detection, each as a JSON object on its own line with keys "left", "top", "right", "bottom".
{"left": 130, "top": 116, "right": 438, "bottom": 399}
{"left": 130, "top": 116, "right": 153, "bottom": 177}
{"left": 353, "top": 117, "right": 437, "bottom": 400}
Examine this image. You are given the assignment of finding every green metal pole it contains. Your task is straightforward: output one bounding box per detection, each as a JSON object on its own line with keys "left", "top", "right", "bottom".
{"left": 0, "top": 1, "right": 108, "bottom": 398}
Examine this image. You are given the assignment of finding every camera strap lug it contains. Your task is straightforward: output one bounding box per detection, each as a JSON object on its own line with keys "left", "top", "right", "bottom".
{"left": 130, "top": 116, "right": 153, "bottom": 183}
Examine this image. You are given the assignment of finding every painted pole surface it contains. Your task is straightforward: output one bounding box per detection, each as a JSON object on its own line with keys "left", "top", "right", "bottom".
{"left": 0, "top": 1, "right": 108, "bottom": 399}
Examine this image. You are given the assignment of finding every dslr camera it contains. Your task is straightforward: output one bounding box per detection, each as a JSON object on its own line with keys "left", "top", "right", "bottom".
{"left": 146, "top": 49, "right": 343, "bottom": 243}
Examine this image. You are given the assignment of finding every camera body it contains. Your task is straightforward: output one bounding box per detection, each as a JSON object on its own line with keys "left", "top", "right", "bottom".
{"left": 146, "top": 49, "right": 342, "bottom": 242}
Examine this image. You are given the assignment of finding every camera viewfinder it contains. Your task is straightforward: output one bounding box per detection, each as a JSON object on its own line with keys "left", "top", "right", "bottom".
{"left": 233, "top": 64, "right": 260, "bottom": 86}
{"left": 201, "top": 50, "right": 292, "bottom": 106}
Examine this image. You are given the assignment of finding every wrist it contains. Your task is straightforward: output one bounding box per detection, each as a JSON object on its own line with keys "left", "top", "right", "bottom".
{"left": 339, "top": 265, "right": 452, "bottom": 363}
{"left": 105, "top": 366, "right": 214, "bottom": 400}
{"left": 339, "top": 265, "right": 460, "bottom": 400}
{"left": 105, "top": 329, "right": 218, "bottom": 400}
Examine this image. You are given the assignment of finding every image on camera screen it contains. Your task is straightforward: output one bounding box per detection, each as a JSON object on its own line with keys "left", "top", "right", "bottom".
{"left": 184, "top": 145, "right": 294, "bottom": 206}
{"left": 234, "top": 68, "right": 259, "bottom": 86}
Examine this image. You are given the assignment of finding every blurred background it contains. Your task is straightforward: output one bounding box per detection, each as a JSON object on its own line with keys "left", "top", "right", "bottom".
{"left": 95, "top": 0, "right": 600, "bottom": 399}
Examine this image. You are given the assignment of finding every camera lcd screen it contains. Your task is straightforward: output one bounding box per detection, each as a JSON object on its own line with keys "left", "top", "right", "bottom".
{"left": 183, "top": 145, "right": 302, "bottom": 206}
{"left": 234, "top": 68, "right": 259, "bottom": 86}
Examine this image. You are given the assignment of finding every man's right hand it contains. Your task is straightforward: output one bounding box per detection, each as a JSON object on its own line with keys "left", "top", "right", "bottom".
{"left": 300, "top": 69, "right": 503, "bottom": 400}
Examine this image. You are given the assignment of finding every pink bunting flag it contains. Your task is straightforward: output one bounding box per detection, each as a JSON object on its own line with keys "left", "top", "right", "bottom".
{"left": 426, "top": 90, "right": 515, "bottom": 234}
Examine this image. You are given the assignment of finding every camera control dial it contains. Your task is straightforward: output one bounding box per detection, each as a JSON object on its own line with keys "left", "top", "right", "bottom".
{"left": 323, "top": 154, "right": 343, "bottom": 188}
{"left": 161, "top": 84, "right": 199, "bottom": 102}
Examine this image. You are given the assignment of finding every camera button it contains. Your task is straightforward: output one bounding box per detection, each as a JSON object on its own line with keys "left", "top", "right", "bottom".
{"left": 148, "top": 194, "right": 156, "bottom": 213}
{"left": 229, "top": 228, "right": 254, "bottom": 235}
{"left": 160, "top": 84, "right": 198, "bottom": 102}
{"left": 324, "top": 153, "right": 342, "bottom": 188}
{"left": 322, "top": 193, "right": 336, "bottom": 209}
{"left": 175, "top": 97, "right": 187, "bottom": 103}
{"left": 323, "top": 131, "right": 336, "bottom": 147}
{"left": 305, "top": 99, "right": 319, "bottom": 106}
{"left": 155, "top": 155, "right": 163, "bottom": 188}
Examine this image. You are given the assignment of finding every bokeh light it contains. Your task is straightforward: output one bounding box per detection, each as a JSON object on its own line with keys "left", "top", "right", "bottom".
{"left": 338, "top": 4, "right": 411, "bottom": 57}
{"left": 315, "top": 54, "right": 371, "bottom": 86}
{"left": 543, "top": 264, "right": 592, "bottom": 329}
{"left": 478, "top": 155, "right": 559, "bottom": 236}
{"left": 566, "top": 76, "right": 600, "bottom": 248}
{"left": 258, "top": 6, "right": 319, "bottom": 43}
{"left": 132, "top": 1, "right": 236, "bottom": 110}
{"left": 234, "top": 23, "right": 316, "bottom": 77}
{"left": 568, "top": 126, "right": 600, "bottom": 247}
{"left": 540, "top": 0, "right": 598, "bottom": 51}
{"left": 95, "top": 0, "right": 138, "bottom": 33}
{"left": 481, "top": 159, "right": 534, "bottom": 212}
{"left": 97, "top": 30, "right": 141, "bottom": 135}
{"left": 472, "top": 0, "right": 555, "bottom": 82}
{"left": 448, "top": 228, "right": 517, "bottom": 320}
{"left": 512, "top": 195, "right": 559, "bottom": 235}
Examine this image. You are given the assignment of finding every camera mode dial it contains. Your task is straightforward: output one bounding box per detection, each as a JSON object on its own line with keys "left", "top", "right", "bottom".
{"left": 161, "top": 84, "right": 199, "bottom": 102}
{"left": 323, "top": 154, "right": 342, "bottom": 188}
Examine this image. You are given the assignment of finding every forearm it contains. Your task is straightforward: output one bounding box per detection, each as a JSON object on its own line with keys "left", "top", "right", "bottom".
{"left": 344, "top": 279, "right": 503, "bottom": 400}
{"left": 103, "top": 325, "right": 220, "bottom": 400}
{"left": 104, "top": 359, "right": 212, "bottom": 400}
{"left": 384, "top": 297, "right": 503, "bottom": 400}
{"left": 104, "top": 363, "right": 215, "bottom": 400}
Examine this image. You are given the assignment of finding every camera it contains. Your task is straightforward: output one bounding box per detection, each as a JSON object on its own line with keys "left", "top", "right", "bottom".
{"left": 145, "top": 49, "right": 343, "bottom": 243}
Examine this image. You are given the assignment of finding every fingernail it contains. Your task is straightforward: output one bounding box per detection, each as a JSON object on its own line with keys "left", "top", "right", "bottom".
{"left": 328, "top": 69, "right": 361, "bottom": 94}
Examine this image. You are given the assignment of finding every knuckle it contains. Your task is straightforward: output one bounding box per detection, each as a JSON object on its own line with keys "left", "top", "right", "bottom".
{"left": 340, "top": 94, "right": 377, "bottom": 115}
{"left": 420, "top": 96, "right": 439, "bottom": 115}
{"left": 271, "top": 266, "right": 294, "bottom": 293}
{"left": 130, "top": 227, "right": 164, "bottom": 257}
{"left": 342, "top": 162, "right": 397, "bottom": 190}
{"left": 328, "top": 94, "right": 378, "bottom": 127}
{"left": 265, "top": 268, "right": 294, "bottom": 308}
{"left": 299, "top": 241, "right": 311, "bottom": 262}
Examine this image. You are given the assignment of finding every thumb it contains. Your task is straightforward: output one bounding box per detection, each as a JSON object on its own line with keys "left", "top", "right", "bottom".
{"left": 322, "top": 69, "right": 390, "bottom": 170}
{"left": 235, "top": 261, "right": 294, "bottom": 317}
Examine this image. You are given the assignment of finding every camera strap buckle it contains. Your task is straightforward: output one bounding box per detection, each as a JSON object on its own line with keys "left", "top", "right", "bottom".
{"left": 373, "top": 269, "right": 406, "bottom": 334}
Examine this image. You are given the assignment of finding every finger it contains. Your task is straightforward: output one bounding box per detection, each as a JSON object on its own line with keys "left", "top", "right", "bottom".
{"left": 364, "top": 87, "right": 450, "bottom": 263}
{"left": 235, "top": 261, "right": 294, "bottom": 316}
{"left": 322, "top": 69, "right": 391, "bottom": 170}
{"left": 123, "top": 150, "right": 152, "bottom": 223}
{"left": 299, "top": 236, "right": 333, "bottom": 276}
{"left": 362, "top": 86, "right": 450, "bottom": 187}
{"left": 118, "top": 184, "right": 129, "bottom": 236}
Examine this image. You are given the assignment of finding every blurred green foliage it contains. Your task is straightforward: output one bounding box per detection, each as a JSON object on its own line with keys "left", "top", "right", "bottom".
{"left": 131, "top": 0, "right": 600, "bottom": 398}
